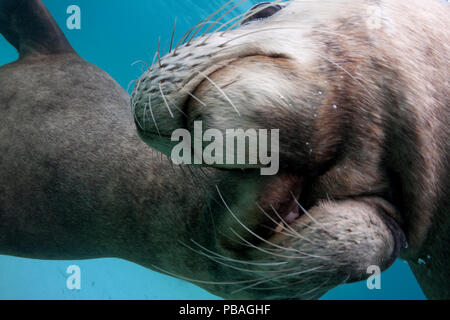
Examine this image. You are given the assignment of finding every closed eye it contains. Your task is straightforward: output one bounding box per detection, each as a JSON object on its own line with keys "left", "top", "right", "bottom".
{"left": 241, "top": 2, "right": 284, "bottom": 25}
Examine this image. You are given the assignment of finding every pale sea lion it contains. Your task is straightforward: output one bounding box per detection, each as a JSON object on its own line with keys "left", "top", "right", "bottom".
{"left": 0, "top": 0, "right": 448, "bottom": 300}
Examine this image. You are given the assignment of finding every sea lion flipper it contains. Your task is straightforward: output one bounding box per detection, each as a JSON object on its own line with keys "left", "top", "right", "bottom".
{"left": 0, "top": 0, "right": 74, "bottom": 58}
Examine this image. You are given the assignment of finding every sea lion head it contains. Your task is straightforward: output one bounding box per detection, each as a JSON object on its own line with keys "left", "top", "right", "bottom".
{"left": 130, "top": 0, "right": 411, "bottom": 299}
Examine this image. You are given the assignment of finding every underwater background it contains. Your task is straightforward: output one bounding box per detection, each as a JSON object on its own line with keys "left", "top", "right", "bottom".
{"left": 0, "top": 0, "right": 426, "bottom": 300}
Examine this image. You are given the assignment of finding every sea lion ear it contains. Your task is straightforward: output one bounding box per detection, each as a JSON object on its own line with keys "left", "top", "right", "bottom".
{"left": 0, "top": 0, "right": 74, "bottom": 59}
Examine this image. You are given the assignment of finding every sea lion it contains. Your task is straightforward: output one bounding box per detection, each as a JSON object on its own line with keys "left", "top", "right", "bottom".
{"left": 0, "top": 0, "right": 448, "bottom": 300}
{"left": 131, "top": 0, "right": 449, "bottom": 299}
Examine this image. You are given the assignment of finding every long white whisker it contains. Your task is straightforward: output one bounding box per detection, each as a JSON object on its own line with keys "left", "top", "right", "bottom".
{"left": 220, "top": 25, "right": 303, "bottom": 46}
{"left": 229, "top": 228, "right": 308, "bottom": 260}
{"left": 187, "top": 21, "right": 227, "bottom": 45}
{"left": 169, "top": 17, "right": 177, "bottom": 53}
{"left": 190, "top": 239, "right": 287, "bottom": 267}
{"left": 216, "top": 185, "right": 324, "bottom": 258}
{"left": 157, "top": 37, "right": 162, "bottom": 67}
{"left": 248, "top": 274, "right": 318, "bottom": 291}
{"left": 266, "top": 203, "right": 316, "bottom": 244}
{"left": 175, "top": 83, "right": 207, "bottom": 107}
{"left": 127, "top": 79, "right": 136, "bottom": 95}
{"left": 201, "top": 0, "right": 249, "bottom": 37}
{"left": 231, "top": 266, "right": 323, "bottom": 295}
{"left": 131, "top": 60, "right": 150, "bottom": 70}
{"left": 312, "top": 51, "right": 376, "bottom": 100}
{"left": 148, "top": 92, "right": 161, "bottom": 136}
{"left": 255, "top": 202, "right": 319, "bottom": 244}
{"left": 159, "top": 82, "right": 175, "bottom": 118}
{"left": 290, "top": 191, "right": 327, "bottom": 230}
{"left": 216, "top": 185, "right": 308, "bottom": 253}
{"left": 174, "top": 0, "right": 235, "bottom": 53}
{"left": 299, "top": 277, "right": 332, "bottom": 300}
{"left": 181, "top": 241, "right": 300, "bottom": 274}
{"left": 197, "top": 71, "right": 240, "bottom": 116}
{"left": 151, "top": 264, "right": 270, "bottom": 286}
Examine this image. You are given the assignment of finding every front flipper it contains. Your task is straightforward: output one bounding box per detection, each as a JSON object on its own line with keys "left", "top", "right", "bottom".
{"left": 0, "top": 0, "right": 74, "bottom": 58}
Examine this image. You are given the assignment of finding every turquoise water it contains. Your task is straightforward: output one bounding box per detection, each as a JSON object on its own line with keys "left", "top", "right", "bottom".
{"left": 0, "top": 0, "right": 426, "bottom": 300}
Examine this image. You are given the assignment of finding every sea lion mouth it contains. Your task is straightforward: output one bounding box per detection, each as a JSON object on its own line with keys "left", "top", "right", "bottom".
{"left": 252, "top": 174, "right": 305, "bottom": 240}
{"left": 250, "top": 173, "right": 406, "bottom": 252}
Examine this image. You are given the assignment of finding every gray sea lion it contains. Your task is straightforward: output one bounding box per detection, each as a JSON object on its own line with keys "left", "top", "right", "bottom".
{"left": 0, "top": 0, "right": 448, "bottom": 300}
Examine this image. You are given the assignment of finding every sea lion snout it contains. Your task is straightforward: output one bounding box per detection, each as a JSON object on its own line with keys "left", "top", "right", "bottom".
{"left": 131, "top": 4, "right": 332, "bottom": 172}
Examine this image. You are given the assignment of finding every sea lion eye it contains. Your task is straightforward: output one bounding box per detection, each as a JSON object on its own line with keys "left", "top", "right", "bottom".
{"left": 241, "top": 2, "right": 283, "bottom": 25}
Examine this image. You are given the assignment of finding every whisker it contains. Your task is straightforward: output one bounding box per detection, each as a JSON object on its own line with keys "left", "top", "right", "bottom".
{"left": 148, "top": 92, "right": 161, "bottom": 136}
{"left": 169, "top": 17, "right": 178, "bottom": 53}
{"left": 216, "top": 185, "right": 303, "bottom": 253}
{"left": 187, "top": 21, "right": 227, "bottom": 46}
{"left": 259, "top": 223, "right": 300, "bottom": 240}
{"left": 229, "top": 228, "right": 308, "bottom": 260}
{"left": 190, "top": 239, "right": 288, "bottom": 267}
{"left": 220, "top": 25, "right": 304, "bottom": 46}
{"left": 231, "top": 266, "right": 323, "bottom": 295}
{"left": 142, "top": 96, "right": 148, "bottom": 126}
{"left": 219, "top": 229, "right": 260, "bottom": 249}
{"left": 202, "top": 11, "right": 247, "bottom": 43}
{"left": 312, "top": 51, "right": 376, "bottom": 100}
{"left": 174, "top": 83, "right": 207, "bottom": 107}
{"left": 290, "top": 191, "right": 326, "bottom": 230}
{"left": 174, "top": 21, "right": 226, "bottom": 55}
{"left": 127, "top": 79, "right": 136, "bottom": 95}
{"left": 216, "top": 185, "right": 320, "bottom": 258}
{"left": 181, "top": 241, "right": 300, "bottom": 274}
{"left": 266, "top": 203, "right": 316, "bottom": 244}
{"left": 248, "top": 274, "right": 318, "bottom": 291}
{"left": 131, "top": 60, "right": 150, "bottom": 70}
{"left": 151, "top": 264, "right": 270, "bottom": 286}
{"left": 166, "top": 96, "right": 189, "bottom": 118}
{"left": 201, "top": 0, "right": 249, "bottom": 37}
{"left": 157, "top": 37, "right": 162, "bottom": 67}
{"left": 212, "top": 41, "right": 256, "bottom": 55}
{"left": 159, "top": 82, "right": 175, "bottom": 118}
{"left": 174, "top": 0, "right": 235, "bottom": 53}
{"left": 299, "top": 277, "right": 332, "bottom": 300}
{"left": 197, "top": 71, "right": 240, "bottom": 116}
{"left": 255, "top": 202, "right": 312, "bottom": 241}
{"left": 151, "top": 51, "right": 159, "bottom": 67}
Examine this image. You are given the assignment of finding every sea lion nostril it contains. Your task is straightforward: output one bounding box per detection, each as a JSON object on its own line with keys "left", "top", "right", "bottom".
{"left": 242, "top": 2, "right": 283, "bottom": 25}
